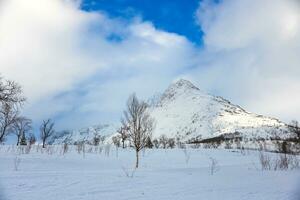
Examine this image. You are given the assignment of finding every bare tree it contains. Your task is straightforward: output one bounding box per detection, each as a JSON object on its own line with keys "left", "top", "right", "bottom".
{"left": 0, "top": 77, "right": 25, "bottom": 143}
{"left": 28, "top": 132, "right": 36, "bottom": 145}
{"left": 122, "top": 94, "right": 155, "bottom": 168}
{"left": 117, "top": 126, "right": 128, "bottom": 148}
{"left": 0, "top": 103, "right": 19, "bottom": 142}
{"left": 40, "top": 119, "right": 55, "bottom": 148}
{"left": 0, "top": 77, "right": 25, "bottom": 104}
{"left": 13, "top": 116, "right": 32, "bottom": 146}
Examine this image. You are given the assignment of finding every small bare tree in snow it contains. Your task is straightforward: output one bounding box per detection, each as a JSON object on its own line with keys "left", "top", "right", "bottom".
{"left": 28, "top": 132, "right": 36, "bottom": 145}
{"left": 14, "top": 156, "right": 21, "bottom": 171}
{"left": 40, "top": 119, "right": 55, "bottom": 148}
{"left": 117, "top": 126, "right": 128, "bottom": 148}
{"left": 122, "top": 93, "right": 155, "bottom": 168}
{"left": 209, "top": 157, "right": 220, "bottom": 175}
{"left": 182, "top": 148, "right": 191, "bottom": 164}
{"left": 13, "top": 116, "right": 32, "bottom": 146}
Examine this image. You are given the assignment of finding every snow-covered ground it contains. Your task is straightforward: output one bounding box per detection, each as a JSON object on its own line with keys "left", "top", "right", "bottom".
{"left": 0, "top": 145, "right": 299, "bottom": 200}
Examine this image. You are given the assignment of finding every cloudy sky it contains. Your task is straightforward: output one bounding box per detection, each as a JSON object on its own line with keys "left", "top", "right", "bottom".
{"left": 0, "top": 0, "right": 300, "bottom": 130}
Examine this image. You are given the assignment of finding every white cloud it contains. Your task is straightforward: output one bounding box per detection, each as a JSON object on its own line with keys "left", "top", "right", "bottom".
{"left": 193, "top": 0, "right": 300, "bottom": 122}
{"left": 0, "top": 0, "right": 195, "bottom": 129}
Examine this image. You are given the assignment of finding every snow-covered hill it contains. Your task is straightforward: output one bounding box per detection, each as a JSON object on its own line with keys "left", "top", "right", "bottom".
{"left": 51, "top": 79, "right": 289, "bottom": 144}
{"left": 149, "top": 79, "right": 288, "bottom": 142}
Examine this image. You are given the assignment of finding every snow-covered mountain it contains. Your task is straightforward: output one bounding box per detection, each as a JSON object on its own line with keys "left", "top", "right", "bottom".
{"left": 149, "top": 79, "right": 288, "bottom": 142}
{"left": 51, "top": 79, "right": 289, "bottom": 144}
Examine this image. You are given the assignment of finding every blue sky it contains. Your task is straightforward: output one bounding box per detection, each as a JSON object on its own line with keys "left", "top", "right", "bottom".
{"left": 81, "top": 0, "right": 203, "bottom": 45}
{"left": 1, "top": 0, "right": 300, "bottom": 137}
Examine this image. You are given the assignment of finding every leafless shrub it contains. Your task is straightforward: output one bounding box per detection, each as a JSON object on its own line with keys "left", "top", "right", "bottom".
{"left": 203, "top": 143, "right": 214, "bottom": 149}
{"left": 191, "top": 143, "right": 201, "bottom": 149}
{"left": 76, "top": 142, "right": 84, "bottom": 154}
{"left": 115, "top": 146, "right": 119, "bottom": 158}
{"left": 98, "top": 146, "right": 103, "bottom": 154}
{"left": 259, "top": 152, "right": 300, "bottom": 171}
{"left": 104, "top": 144, "right": 111, "bottom": 157}
{"left": 45, "top": 145, "right": 54, "bottom": 155}
{"left": 289, "top": 155, "right": 300, "bottom": 169}
{"left": 240, "top": 146, "right": 246, "bottom": 155}
{"left": 121, "top": 166, "right": 136, "bottom": 178}
{"left": 259, "top": 151, "right": 272, "bottom": 170}
{"left": 274, "top": 154, "right": 289, "bottom": 170}
{"left": 224, "top": 140, "right": 232, "bottom": 149}
{"left": 13, "top": 156, "right": 21, "bottom": 171}
{"left": 24, "top": 144, "right": 32, "bottom": 154}
{"left": 182, "top": 148, "right": 191, "bottom": 164}
{"left": 62, "top": 143, "right": 68, "bottom": 155}
{"left": 209, "top": 157, "right": 220, "bottom": 175}
{"left": 28, "top": 133, "right": 36, "bottom": 145}
{"left": 87, "top": 146, "right": 93, "bottom": 153}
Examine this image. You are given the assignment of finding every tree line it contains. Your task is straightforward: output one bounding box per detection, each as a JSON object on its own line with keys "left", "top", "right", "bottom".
{"left": 0, "top": 76, "right": 55, "bottom": 147}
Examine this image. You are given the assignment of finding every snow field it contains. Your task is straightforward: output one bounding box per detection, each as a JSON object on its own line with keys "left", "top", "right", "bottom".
{"left": 0, "top": 145, "right": 299, "bottom": 200}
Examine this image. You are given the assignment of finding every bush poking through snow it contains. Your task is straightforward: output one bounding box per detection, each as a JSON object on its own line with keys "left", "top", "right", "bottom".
{"left": 121, "top": 166, "right": 136, "bottom": 178}
{"left": 259, "top": 151, "right": 300, "bottom": 170}
{"left": 104, "top": 144, "right": 111, "bottom": 157}
{"left": 14, "top": 156, "right": 21, "bottom": 171}
{"left": 182, "top": 148, "right": 191, "bottom": 164}
{"left": 259, "top": 151, "right": 272, "bottom": 170}
{"left": 62, "top": 143, "right": 68, "bottom": 155}
{"left": 209, "top": 157, "right": 220, "bottom": 175}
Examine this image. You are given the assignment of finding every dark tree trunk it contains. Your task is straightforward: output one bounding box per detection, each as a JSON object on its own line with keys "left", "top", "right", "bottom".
{"left": 135, "top": 150, "right": 139, "bottom": 168}
{"left": 17, "top": 135, "right": 20, "bottom": 146}
{"left": 42, "top": 139, "right": 46, "bottom": 148}
{"left": 0, "top": 127, "right": 7, "bottom": 143}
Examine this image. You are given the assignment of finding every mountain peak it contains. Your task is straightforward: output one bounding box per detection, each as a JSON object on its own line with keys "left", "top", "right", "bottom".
{"left": 160, "top": 79, "right": 201, "bottom": 102}
{"left": 170, "top": 79, "right": 199, "bottom": 91}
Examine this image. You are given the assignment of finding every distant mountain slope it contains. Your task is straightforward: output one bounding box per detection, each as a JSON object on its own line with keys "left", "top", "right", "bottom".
{"left": 149, "top": 79, "right": 288, "bottom": 142}
{"left": 51, "top": 79, "right": 289, "bottom": 145}
{"left": 50, "top": 124, "right": 119, "bottom": 144}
